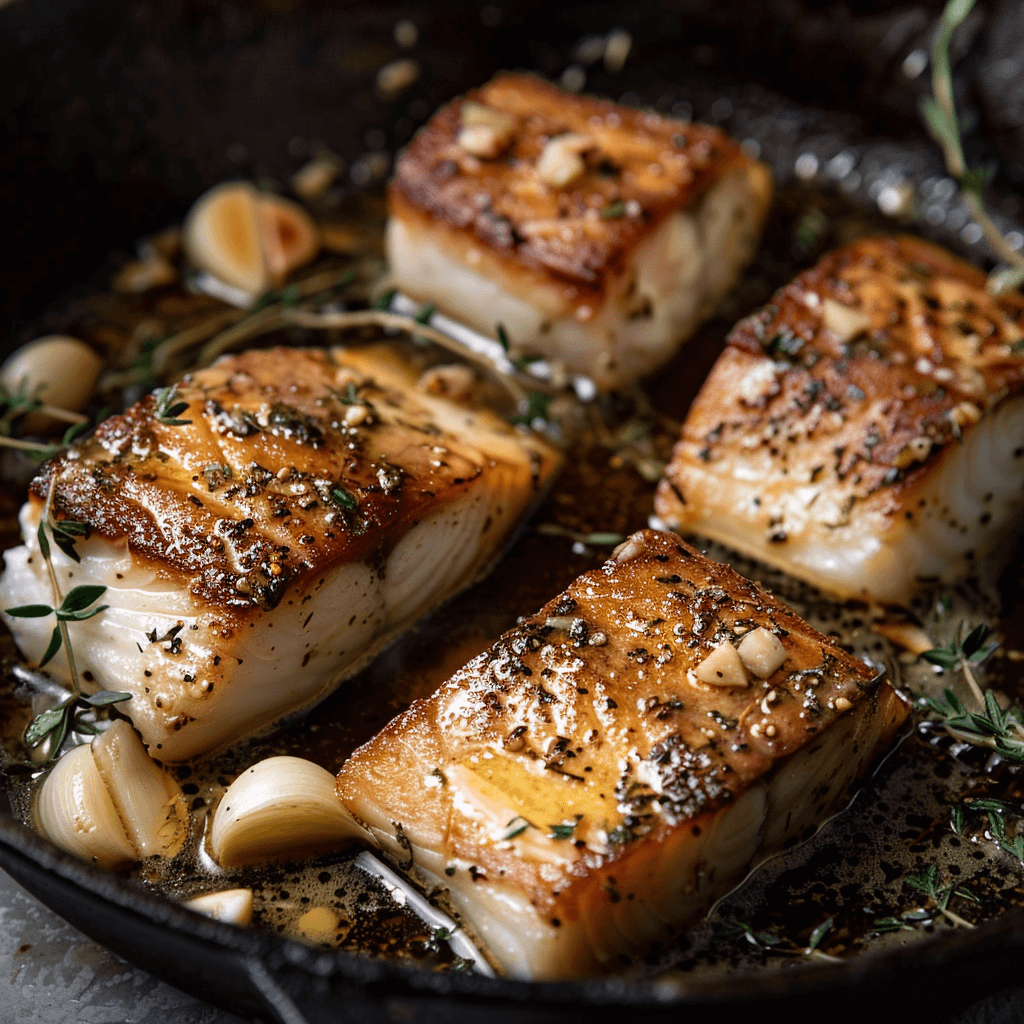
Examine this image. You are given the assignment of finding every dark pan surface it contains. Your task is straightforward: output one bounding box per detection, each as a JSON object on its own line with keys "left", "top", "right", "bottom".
{"left": 3, "top": 2, "right": 1024, "bottom": 1021}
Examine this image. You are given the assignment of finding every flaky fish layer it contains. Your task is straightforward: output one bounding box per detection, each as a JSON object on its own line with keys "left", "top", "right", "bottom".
{"left": 1, "top": 346, "right": 560, "bottom": 760}
{"left": 337, "top": 530, "right": 907, "bottom": 978}
{"left": 655, "top": 236, "right": 1024, "bottom": 604}
{"left": 387, "top": 73, "right": 771, "bottom": 390}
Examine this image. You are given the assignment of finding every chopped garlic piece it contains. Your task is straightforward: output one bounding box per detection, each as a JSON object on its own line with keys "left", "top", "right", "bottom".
{"left": 536, "top": 133, "right": 593, "bottom": 188}
{"left": 736, "top": 627, "right": 787, "bottom": 679}
{"left": 821, "top": 297, "right": 871, "bottom": 343}
{"left": 694, "top": 641, "right": 749, "bottom": 687}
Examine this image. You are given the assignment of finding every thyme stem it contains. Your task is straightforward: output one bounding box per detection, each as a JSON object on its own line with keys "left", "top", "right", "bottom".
{"left": 926, "top": 0, "right": 1024, "bottom": 288}
{"left": 41, "top": 480, "right": 82, "bottom": 699}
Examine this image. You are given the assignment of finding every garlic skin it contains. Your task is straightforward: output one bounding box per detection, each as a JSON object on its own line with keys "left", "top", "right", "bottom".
{"left": 183, "top": 182, "right": 319, "bottom": 296}
{"left": 184, "top": 888, "right": 254, "bottom": 926}
{"left": 0, "top": 335, "right": 102, "bottom": 434}
{"left": 209, "top": 756, "right": 368, "bottom": 868}
{"left": 34, "top": 722, "right": 187, "bottom": 871}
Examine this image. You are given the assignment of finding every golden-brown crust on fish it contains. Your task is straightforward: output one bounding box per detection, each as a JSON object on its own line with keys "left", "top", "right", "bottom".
{"left": 33, "top": 346, "right": 558, "bottom": 616}
{"left": 655, "top": 236, "right": 1024, "bottom": 601}
{"left": 338, "top": 530, "right": 908, "bottom": 969}
{"left": 390, "top": 72, "right": 768, "bottom": 305}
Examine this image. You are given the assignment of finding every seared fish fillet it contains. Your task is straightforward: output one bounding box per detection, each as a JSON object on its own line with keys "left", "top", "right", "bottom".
{"left": 337, "top": 529, "right": 907, "bottom": 979}
{"left": 387, "top": 73, "right": 771, "bottom": 391}
{"left": 1, "top": 346, "right": 560, "bottom": 761}
{"left": 655, "top": 236, "right": 1024, "bottom": 604}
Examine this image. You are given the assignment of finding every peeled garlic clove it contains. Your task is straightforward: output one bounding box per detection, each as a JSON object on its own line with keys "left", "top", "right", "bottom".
{"left": 183, "top": 182, "right": 318, "bottom": 297}
{"left": 34, "top": 722, "right": 188, "bottom": 870}
{"left": 183, "top": 182, "right": 267, "bottom": 294}
{"left": 257, "top": 194, "right": 319, "bottom": 286}
{"left": 210, "top": 756, "right": 367, "bottom": 868}
{"left": 184, "top": 888, "right": 254, "bottom": 926}
{"left": 0, "top": 335, "right": 102, "bottom": 434}
{"left": 34, "top": 744, "right": 138, "bottom": 871}
{"left": 92, "top": 719, "right": 187, "bottom": 859}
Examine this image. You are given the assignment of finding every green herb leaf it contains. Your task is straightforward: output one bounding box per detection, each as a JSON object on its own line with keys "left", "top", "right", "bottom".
{"left": 496, "top": 324, "right": 510, "bottom": 351}
{"left": 512, "top": 391, "right": 552, "bottom": 426}
{"left": 331, "top": 486, "right": 357, "bottom": 510}
{"left": 24, "top": 701, "right": 72, "bottom": 748}
{"left": 374, "top": 288, "right": 398, "bottom": 311}
{"left": 600, "top": 200, "right": 627, "bottom": 219}
{"left": 38, "top": 626, "right": 63, "bottom": 668}
{"left": 5, "top": 603, "right": 55, "bottom": 618}
{"left": 153, "top": 384, "right": 192, "bottom": 426}
{"left": 82, "top": 691, "right": 132, "bottom": 707}
{"left": 414, "top": 303, "right": 436, "bottom": 325}
{"left": 807, "top": 917, "right": 833, "bottom": 951}
{"left": 59, "top": 585, "right": 108, "bottom": 614}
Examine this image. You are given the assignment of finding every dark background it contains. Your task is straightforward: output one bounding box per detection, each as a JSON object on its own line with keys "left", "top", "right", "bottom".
{"left": 2, "top": 0, "right": 1022, "bottom": 339}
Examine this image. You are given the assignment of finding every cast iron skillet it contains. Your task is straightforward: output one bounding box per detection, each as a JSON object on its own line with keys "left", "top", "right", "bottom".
{"left": 3, "top": 1, "right": 1024, "bottom": 1020}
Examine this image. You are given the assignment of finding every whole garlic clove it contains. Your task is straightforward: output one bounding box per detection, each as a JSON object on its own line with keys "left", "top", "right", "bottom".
{"left": 183, "top": 182, "right": 319, "bottom": 297}
{"left": 184, "top": 888, "right": 254, "bottom": 926}
{"left": 34, "top": 744, "right": 138, "bottom": 871}
{"left": 92, "top": 719, "right": 187, "bottom": 859}
{"left": 209, "top": 756, "right": 367, "bottom": 868}
{"left": 34, "top": 722, "right": 188, "bottom": 870}
{"left": 0, "top": 335, "right": 103, "bottom": 434}
{"left": 257, "top": 194, "right": 320, "bottom": 286}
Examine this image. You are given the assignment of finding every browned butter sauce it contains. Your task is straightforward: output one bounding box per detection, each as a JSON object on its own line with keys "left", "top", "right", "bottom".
{"left": 1, "top": 184, "right": 1023, "bottom": 980}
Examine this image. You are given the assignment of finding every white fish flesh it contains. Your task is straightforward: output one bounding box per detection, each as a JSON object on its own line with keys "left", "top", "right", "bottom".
{"left": 337, "top": 529, "right": 908, "bottom": 979}
{"left": 0, "top": 345, "right": 560, "bottom": 761}
{"left": 386, "top": 73, "right": 772, "bottom": 391}
{"left": 655, "top": 235, "right": 1024, "bottom": 604}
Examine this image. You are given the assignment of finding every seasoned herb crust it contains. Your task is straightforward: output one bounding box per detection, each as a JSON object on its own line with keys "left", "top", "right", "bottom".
{"left": 31, "top": 345, "right": 559, "bottom": 615}
{"left": 390, "top": 72, "right": 765, "bottom": 303}
{"left": 655, "top": 235, "right": 1024, "bottom": 601}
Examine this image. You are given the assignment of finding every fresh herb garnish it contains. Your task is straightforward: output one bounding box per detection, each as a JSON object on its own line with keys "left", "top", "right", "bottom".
{"left": 547, "top": 815, "right": 582, "bottom": 840}
{"left": 903, "top": 864, "right": 977, "bottom": 928}
{"left": 374, "top": 288, "right": 398, "bottom": 311}
{"left": 503, "top": 815, "right": 534, "bottom": 841}
{"left": 535, "top": 523, "right": 625, "bottom": 548}
{"left": 23, "top": 690, "right": 132, "bottom": 755}
{"left": 330, "top": 485, "right": 358, "bottom": 511}
{"left": 414, "top": 303, "right": 436, "bottom": 325}
{"left": 7, "top": 583, "right": 109, "bottom": 669}
{"left": 921, "top": 621, "right": 1000, "bottom": 711}
{"left": 733, "top": 918, "right": 840, "bottom": 960}
{"left": 923, "top": 0, "right": 1024, "bottom": 293}
{"left": 511, "top": 391, "right": 552, "bottom": 426}
{"left": 924, "top": 688, "right": 1024, "bottom": 764}
{"left": 153, "top": 384, "right": 192, "bottom": 426}
{"left": 496, "top": 323, "right": 510, "bottom": 351}
{"left": 600, "top": 200, "right": 627, "bottom": 220}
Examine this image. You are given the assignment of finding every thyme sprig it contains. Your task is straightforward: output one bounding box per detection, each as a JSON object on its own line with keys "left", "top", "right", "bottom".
{"left": 534, "top": 523, "right": 625, "bottom": 547}
{"left": 921, "top": 621, "right": 999, "bottom": 707}
{"left": 925, "top": 689, "right": 1024, "bottom": 764}
{"left": 24, "top": 690, "right": 132, "bottom": 756}
{"left": 923, "top": 0, "right": 1024, "bottom": 293}
{"left": 903, "top": 864, "right": 977, "bottom": 929}
{"left": 0, "top": 380, "right": 89, "bottom": 438}
{"left": 733, "top": 917, "right": 840, "bottom": 961}
{"left": 6, "top": 582, "right": 108, "bottom": 669}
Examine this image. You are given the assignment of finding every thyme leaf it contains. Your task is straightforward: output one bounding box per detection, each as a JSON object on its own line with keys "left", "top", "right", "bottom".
{"left": 153, "top": 384, "right": 192, "bottom": 426}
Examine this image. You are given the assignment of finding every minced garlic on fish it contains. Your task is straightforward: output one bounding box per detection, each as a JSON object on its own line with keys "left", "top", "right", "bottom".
{"left": 386, "top": 73, "right": 772, "bottom": 391}
{"left": 337, "top": 529, "right": 908, "bottom": 979}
